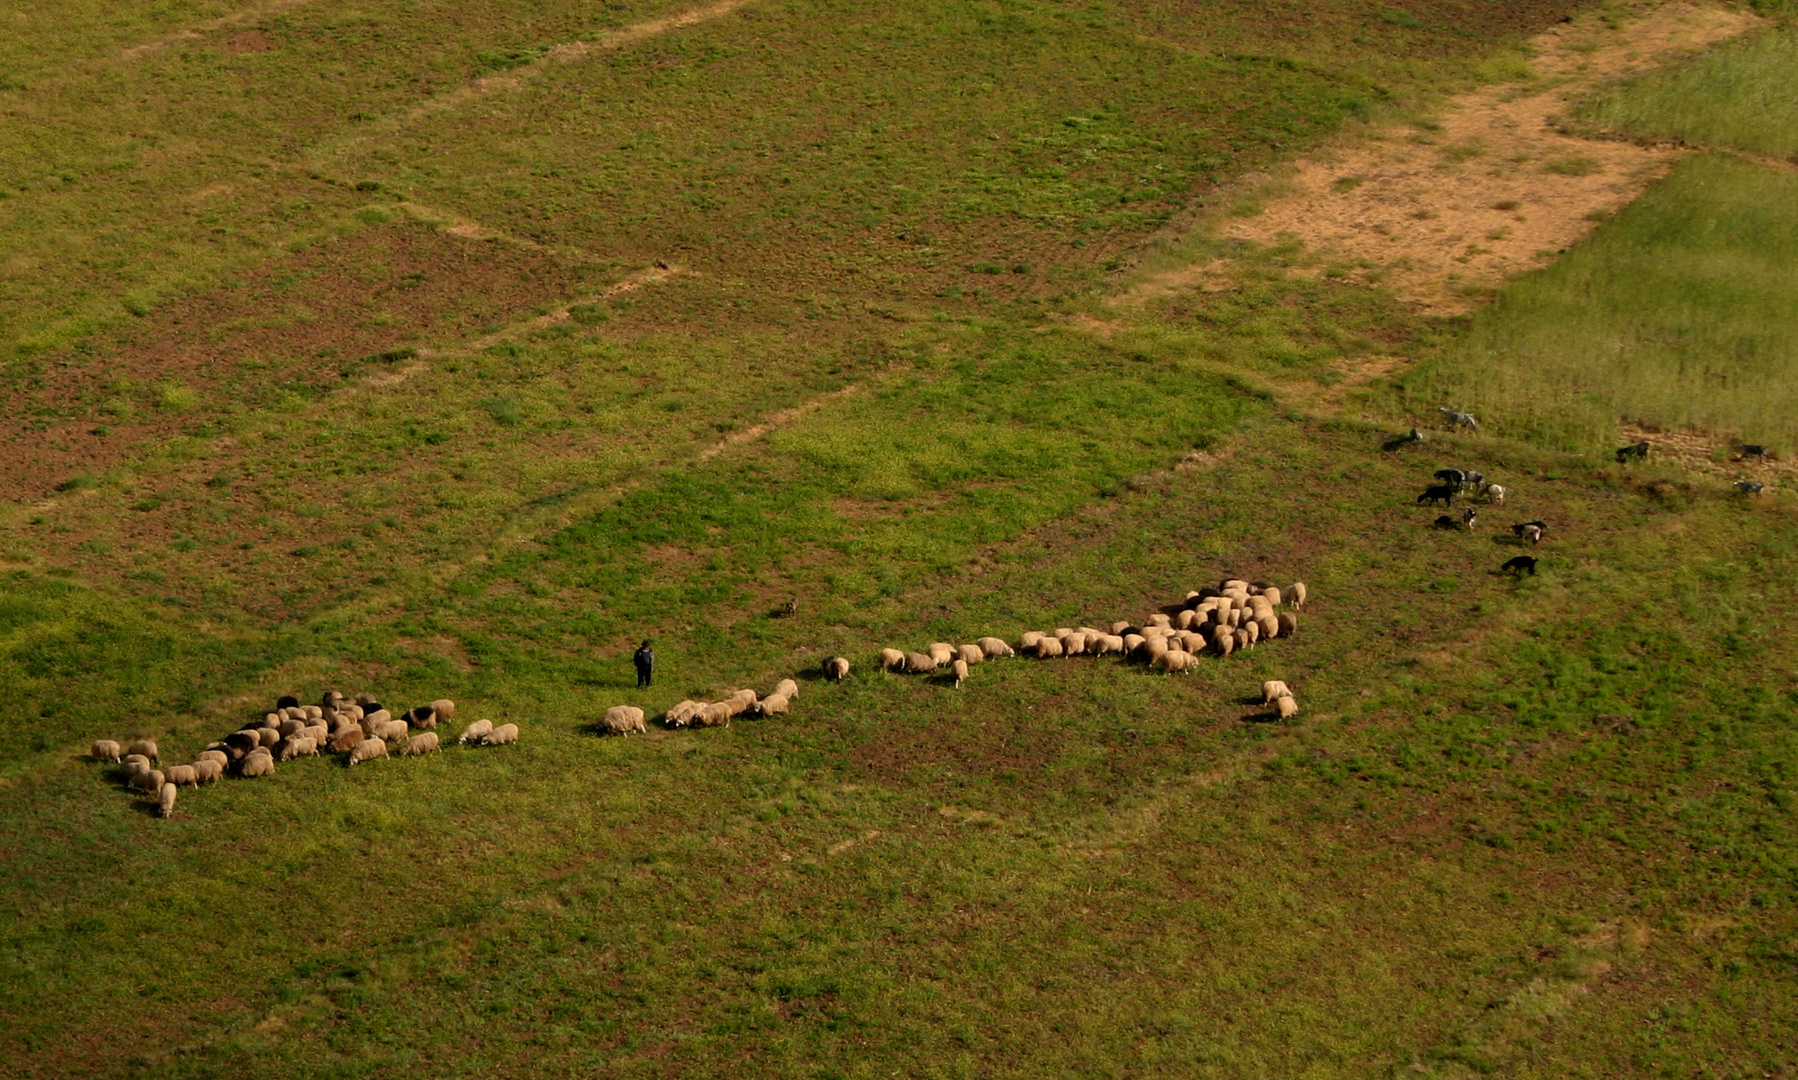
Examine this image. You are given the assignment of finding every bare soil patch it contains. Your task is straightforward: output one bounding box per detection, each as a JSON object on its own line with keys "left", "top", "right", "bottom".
{"left": 1132, "top": 3, "right": 1763, "bottom": 314}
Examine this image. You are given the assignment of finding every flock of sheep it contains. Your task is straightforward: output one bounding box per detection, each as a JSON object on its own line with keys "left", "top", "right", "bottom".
{"left": 90, "top": 691, "right": 514, "bottom": 818}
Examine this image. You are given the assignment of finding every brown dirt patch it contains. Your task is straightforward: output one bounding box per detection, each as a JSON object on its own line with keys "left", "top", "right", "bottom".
{"left": 1131, "top": 2, "right": 1763, "bottom": 314}
{"left": 0, "top": 217, "right": 597, "bottom": 501}
{"left": 1621, "top": 422, "right": 1795, "bottom": 488}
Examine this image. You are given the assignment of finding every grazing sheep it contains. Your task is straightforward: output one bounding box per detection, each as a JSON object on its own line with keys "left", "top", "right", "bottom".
{"left": 278, "top": 719, "right": 306, "bottom": 739}
{"left": 1263, "top": 680, "right": 1292, "bottom": 704}
{"left": 758, "top": 694, "right": 791, "bottom": 717}
{"left": 458, "top": 719, "right": 494, "bottom": 745}
{"left": 1276, "top": 696, "right": 1300, "bottom": 720}
{"left": 1243, "top": 620, "right": 1261, "bottom": 646}
{"left": 1288, "top": 582, "right": 1307, "bottom": 610}
{"left": 164, "top": 764, "right": 199, "bottom": 787}
{"left": 957, "top": 644, "right": 984, "bottom": 667}
{"left": 951, "top": 659, "right": 969, "bottom": 688}
{"left": 1438, "top": 406, "right": 1478, "bottom": 430}
{"left": 374, "top": 719, "right": 409, "bottom": 743}
{"left": 1259, "top": 586, "right": 1283, "bottom": 608}
{"left": 695, "top": 703, "right": 733, "bottom": 728}
{"left": 1094, "top": 634, "right": 1126, "bottom": 656}
{"left": 239, "top": 752, "right": 275, "bottom": 777}
{"left": 127, "top": 739, "right": 159, "bottom": 764}
{"left": 90, "top": 740, "right": 122, "bottom": 762}
{"left": 1616, "top": 440, "right": 1650, "bottom": 463}
{"left": 196, "top": 749, "right": 229, "bottom": 770}
{"left": 724, "top": 696, "right": 755, "bottom": 718}
{"left": 1061, "top": 632, "right": 1088, "bottom": 656}
{"left": 1221, "top": 578, "right": 1249, "bottom": 590}
{"left": 1513, "top": 522, "right": 1544, "bottom": 544}
{"left": 158, "top": 782, "right": 177, "bottom": 818}
{"left": 1156, "top": 650, "right": 1194, "bottom": 673}
{"left": 927, "top": 643, "right": 955, "bottom": 666}
{"left": 1735, "top": 480, "right": 1766, "bottom": 496}
{"left": 1174, "top": 608, "right": 1198, "bottom": 631}
{"left": 1212, "top": 629, "right": 1235, "bottom": 658}
{"left": 775, "top": 678, "right": 800, "bottom": 700}
{"left": 402, "top": 732, "right": 441, "bottom": 756}
{"left": 341, "top": 704, "right": 366, "bottom": 722}
{"left": 1141, "top": 637, "right": 1169, "bottom": 665}
{"left": 1277, "top": 612, "right": 1298, "bottom": 637}
{"left": 601, "top": 706, "right": 648, "bottom": 735}
{"left": 322, "top": 690, "right": 344, "bottom": 709}
{"left": 363, "top": 708, "right": 392, "bottom": 729}
{"left": 1235, "top": 628, "right": 1253, "bottom": 652}
{"left": 303, "top": 705, "right": 324, "bottom": 721}
{"left": 192, "top": 759, "right": 224, "bottom": 784}
{"left": 663, "top": 702, "right": 701, "bottom": 729}
{"left": 881, "top": 648, "right": 907, "bottom": 671}
{"left": 354, "top": 694, "right": 378, "bottom": 708}
{"left": 1482, "top": 483, "right": 1506, "bottom": 505}
{"left": 130, "top": 769, "right": 166, "bottom": 794}
{"left": 405, "top": 705, "right": 438, "bottom": 729}
{"left": 348, "top": 739, "right": 387, "bottom": 766}
{"left": 1018, "top": 631, "right": 1044, "bottom": 652}
{"left": 977, "top": 637, "right": 1015, "bottom": 659}
{"left": 328, "top": 727, "right": 366, "bottom": 754}
{"left": 303, "top": 724, "right": 329, "bottom": 746}
{"left": 904, "top": 651, "right": 937, "bottom": 673}
{"left": 824, "top": 656, "right": 852, "bottom": 681}
{"left": 256, "top": 727, "right": 281, "bottom": 749}
{"left": 430, "top": 699, "right": 457, "bottom": 721}
{"left": 1502, "top": 555, "right": 1539, "bottom": 576}
{"left": 482, "top": 723, "right": 520, "bottom": 746}
{"left": 277, "top": 736, "right": 318, "bottom": 761}
{"left": 1035, "top": 636, "right": 1065, "bottom": 659}
{"left": 1147, "top": 613, "right": 1172, "bottom": 630}
{"left": 1258, "top": 614, "right": 1280, "bottom": 639}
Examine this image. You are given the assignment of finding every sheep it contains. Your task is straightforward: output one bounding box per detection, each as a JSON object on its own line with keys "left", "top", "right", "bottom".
{"left": 1616, "top": 441, "right": 1649, "bottom": 463}
{"left": 354, "top": 694, "right": 378, "bottom": 708}
{"left": 1433, "top": 514, "right": 1458, "bottom": 530}
{"left": 321, "top": 690, "right": 344, "bottom": 709}
{"left": 927, "top": 643, "right": 955, "bottom": 666}
{"left": 774, "top": 678, "right": 799, "bottom": 701}
{"left": 1259, "top": 586, "right": 1283, "bottom": 608}
{"left": 341, "top": 704, "right": 365, "bottom": 722}
{"left": 957, "top": 644, "right": 984, "bottom": 667}
{"left": 1482, "top": 483, "right": 1506, "bottom": 505}
{"left": 1434, "top": 468, "right": 1466, "bottom": 489}
{"left": 1289, "top": 582, "right": 1307, "bottom": 609}
{"left": 1094, "top": 634, "right": 1126, "bottom": 656}
{"left": 158, "top": 782, "right": 177, "bottom": 818}
{"left": 1438, "top": 406, "right": 1478, "bottom": 430}
{"left": 89, "top": 740, "right": 122, "bottom": 762}
{"left": 192, "top": 759, "right": 224, "bottom": 784}
{"left": 1258, "top": 614, "right": 1280, "bottom": 639}
{"left": 1211, "top": 629, "right": 1235, "bottom": 658}
{"left": 823, "top": 656, "right": 852, "bottom": 680}
{"left": 458, "top": 719, "right": 494, "bottom": 745}
{"left": 1155, "top": 649, "right": 1194, "bottom": 673}
{"left": 126, "top": 739, "right": 159, "bottom": 764}
{"left": 121, "top": 753, "right": 150, "bottom": 772}
{"left": 130, "top": 769, "right": 166, "bottom": 794}
{"left": 1276, "top": 696, "right": 1300, "bottom": 720}
{"left": 1034, "top": 636, "right": 1065, "bottom": 659}
{"left": 276, "top": 695, "right": 300, "bottom": 710}
{"left": 1735, "top": 480, "right": 1766, "bottom": 496}
{"left": 724, "top": 696, "right": 755, "bottom": 718}
{"left": 1234, "top": 628, "right": 1253, "bottom": 652}
{"left": 348, "top": 739, "right": 388, "bottom": 766}
{"left": 1462, "top": 507, "right": 1479, "bottom": 530}
{"left": 277, "top": 736, "right": 318, "bottom": 761}
{"left": 373, "top": 719, "right": 409, "bottom": 743}
{"left": 1221, "top": 578, "right": 1249, "bottom": 590}
{"left": 481, "top": 723, "right": 520, "bottom": 746}
{"left": 1018, "top": 631, "right": 1044, "bottom": 652}
{"left": 695, "top": 703, "right": 733, "bottom": 728}
{"left": 1262, "top": 680, "right": 1292, "bottom": 704}
{"left": 405, "top": 705, "right": 438, "bottom": 729}
{"left": 757, "top": 694, "right": 791, "bottom": 717}
{"left": 1147, "top": 613, "right": 1172, "bottom": 630}
{"left": 277, "top": 719, "right": 306, "bottom": 739}
{"left": 881, "top": 648, "right": 907, "bottom": 671}
{"left": 165, "top": 764, "right": 199, "bottom": 787}
{"left": 600, "top": 706, "right": 647, "bottom": 735}
{"left": 1502, "top": 555, "right": 1539, "bottom": 576}
{"left": 1514, "top": 523, "right": 1544, "bottom": 544}
{"left": 402, "top": 732, "right": 441, "bottom": 756}
{"left": 951, "top": 659, "right": 969, "bottom": 688}
{"left": 1174, "top": 608, "right": 1197, "bottom": 631}
{"left": 1277, "top": 612, "right": 1298, "bottom": 637}
{"left": 977, "top": 637, "right": 1015, "bottom": 659}
{"left": 195, "top": 749, "right": 229, "bottom": 770}
{"left": 1141, "top": 637, "right": 1169, "bottom": 665}
{"left": 362, "top": 708, "right": 392, "bottom": 730}
{"left": 256, "top": 727, "right": 281, "bottom": 749}
{"left": 303, "top": 724, "right": 329, "bottom": 746}
{"left": 430, "top": 699, "right": 457, "bottom": 720}
{"left": 1061, "top": 632, "right": 1088, "bottom": 656}
{"left": 240, "top": 751, "right": 276, "bottom": 778}
{"left": 663, "top": 702, "right": 701, "bottom": 729}
{"left": 904, "top": 651, "right": 938, "bottom": 673}
{"left": 328, "top": 727, "right": 366, "bottom": 754}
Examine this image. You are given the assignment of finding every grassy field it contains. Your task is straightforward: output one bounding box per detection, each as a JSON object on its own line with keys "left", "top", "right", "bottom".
{"left": 6, "top": 0, "right": 1798, "bottom": 1077}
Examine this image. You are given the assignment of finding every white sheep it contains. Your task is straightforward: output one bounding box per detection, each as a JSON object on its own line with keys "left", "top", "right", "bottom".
{"left": 130, "top": 769, "right": 166, "bottom": 793}
{"left": 904, "top": 651, "right": 937, "bottom": 673}
{"left": 127, "top": 739, "right": 159, "bottom": 763}
{"left": 458, "top": 719, "right": 495, "bottom": 745}
{"left": 881, "top": 648, "right": 906, "bottom": 671}
{"left": 240, "top": 753, "right": 276, "bottom": 778}
{"left": 956, "top": 643, "right": 984, "bottom": 667}
{"left": 1260, "top": 586, "right": 1283, "bottom": 607}
{"left": 348, "top": 739, "right": 387, "bottom": 766}
{"left": 1018, "top": 631, "right": 1044, "bottom": 652}
{"left": 158, "top": 782, "right": 177, "bottom": 818}
{"left": 1061, "top": 632, "right": 1088, "bottom": 656}
{"left": 1276, "top": 696, "right": 1300, "bottom": 720}
{"left": 1483, "top": 483, "right": 1506, "bottom": 504}
{"left": 1034, "top": 636, "right": 1065, "bottom": 659}
{"left": 482, "top": 723, "right": 519, "bottom": 746}
{"left": 90, "top": 740, "right": 122, "bottom": 762}
{"left": 695, "top": 703, "right": 732, "bottom": 728}
{"left": 927, "top": 643, "right": 955, "bottom": 666}
{"left": 1289, "top": 582, "right": 1308, "bottom": 609}
{"left": 1234, "top": 628, "right": 1252, "bottom": 652}
{"left": 277, "top": 719, "right": 306, "bottom": 739}
{"left": 374, "top": 719, "right": 410, "bottom": 743}
{"left": 1155, "top": 649, "right": 1194, "bottom": 673}
{"left": 1109, "top": 620, "right": 1131, "bottom": 635}
{"left": 977, "top": 637, "right": 1015, "bottom": 659}
{"left": 406, "top": 705, "right": 438, "bottom": 729}
{"left": 663, "top": 701, "right": 701, "bottom": 729}
{"left": 192, "top": 758, "right": 224, "bottom": 784}
{"left": 774, "top": 678, "right": 799, "bottom": 700}
{"left": 430, "top": 699, "right": 457, "bottom": 720}
{"left": 725, "top": 694, "right": 756, "bottom": 717}
{"left": 757, "top": 694, "right": 790, "bottom": 717}
{"left": 1122, "top": 633, "right": 1146, "bottom": 654}
{"left": 1258, "top": 614, "right": 1280, "bottom": 640}
{"left": 1212, "top": 629, "right": 1235, "bottom": 657}
{"left": 120, "top": 754, "right": 150, "bottom": 779}
{"left": 823, "top": 656, "right": 852, "bottom": 681}
{"left": 601, "top": 706, "right": 647, "bottom": 735}
{"left": 277, "top": 736, "right": 318, "bottom": 761}
{"left": 952, "top": 659, "right": 969, "bottom": 688}
{"left": 402, "top": 732, "right": 441, "bottom": 756}
{"left": 256, "top": 727, "right": 281, "bottom": 749}
{"left": 1262, "top": 681, "right": 1292, "bottom": 704}
{"left": 164, "top": 764, "right": 199, "bottom": 787}
{"left": 1277, "top": 612, "right": 1298, "bottom": 637}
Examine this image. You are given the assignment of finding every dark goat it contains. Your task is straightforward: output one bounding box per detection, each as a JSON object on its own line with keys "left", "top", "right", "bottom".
{"left": 1434, "top": 468, "right": 1465, "bottom": 488}
{"left": 1462, "top": 507, "right": 1479, "bottom": 530}
{"left": 1433, "top": 514, "right": 1459, "bottom": 529}
{"left": 1740, "top": 444, "right": 1767, "bottom": 459}
{"left": 1417, "top": 485, "right": 1457, "bottom": 507}
{"left": 1615, "top": 441, "right": 1650, "bottom": 463}
{"left": 1734, "top": 480, "right": 1766, "bottom": 496}
{"left": 1502, "top": 556, "right": 1538, "bottom": 576}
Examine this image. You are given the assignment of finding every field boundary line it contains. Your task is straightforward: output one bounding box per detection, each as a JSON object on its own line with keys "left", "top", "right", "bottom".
{"left": 120, "top": 0, "right": 320, "bottom": 60}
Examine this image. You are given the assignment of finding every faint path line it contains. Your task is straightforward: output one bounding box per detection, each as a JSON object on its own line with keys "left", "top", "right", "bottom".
{"left": 699, "top": 384, "right": 860, "bottom": 462}
{"left": 120, "top": 0, "right": 319, "bottom": 60}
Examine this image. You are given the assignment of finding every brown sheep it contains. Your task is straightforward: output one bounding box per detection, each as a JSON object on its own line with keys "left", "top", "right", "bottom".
{"left": 90, "top": 740, "right": 122, "bottom": 762}
{"left": 904, "top": 651, "right": 937, "bottom": 673}
{"left": 328, "top": 728, "right": 366, "bottom": 754}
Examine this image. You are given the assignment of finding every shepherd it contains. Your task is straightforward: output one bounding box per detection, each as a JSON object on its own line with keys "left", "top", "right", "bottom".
{"left": 633, "top": 640, "right": 655, "bottom": 689}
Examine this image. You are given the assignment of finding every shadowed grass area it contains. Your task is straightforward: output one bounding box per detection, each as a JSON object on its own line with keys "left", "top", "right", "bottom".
{"left": 1576, "top": 23, "right": 1798, "bottom": 159}
{"left": 1396, "top": 153, "right": 1798, "bottom": 451}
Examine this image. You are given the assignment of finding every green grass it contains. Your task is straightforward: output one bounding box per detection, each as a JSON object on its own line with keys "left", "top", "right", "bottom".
{"left": 1576, "top": 23, "right": 1798, "bottom": 160}
{"left": 1397, "top": 153, "right": 1798, "bottom": 452}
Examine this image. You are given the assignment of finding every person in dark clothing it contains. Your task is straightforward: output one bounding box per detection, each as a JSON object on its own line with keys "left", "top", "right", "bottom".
{"left": 633, "top": 641, "right": 654, "bottom": 689}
